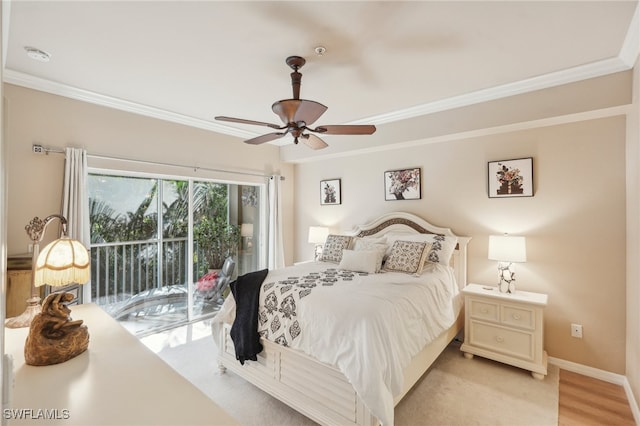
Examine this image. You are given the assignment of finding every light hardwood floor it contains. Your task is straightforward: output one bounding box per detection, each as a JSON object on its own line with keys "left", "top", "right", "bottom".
{"left": 558, "top": 369, "right": 636, "bottom": 425}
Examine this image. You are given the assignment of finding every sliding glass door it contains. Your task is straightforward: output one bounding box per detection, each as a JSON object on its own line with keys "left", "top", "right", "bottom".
{"left": 88, "top": 173, "right": 262, "bottom": 335}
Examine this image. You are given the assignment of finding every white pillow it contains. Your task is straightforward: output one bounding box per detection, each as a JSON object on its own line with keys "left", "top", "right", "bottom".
{"left": 352, "top": 236, "right": 387, "bottom": 249}
{"left": 384, "top": 232, "right": 457, "bottom": 266}
{"left": 338, "top": 249, "right": 382, "bottom": 274}
{"left": 383, "top": 240, "right": 432, "bottom": 275}
{"left": 352, "top": 237, "right": 388, "bottom": 272}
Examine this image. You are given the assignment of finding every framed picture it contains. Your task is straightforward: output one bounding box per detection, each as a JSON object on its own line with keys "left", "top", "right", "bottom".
{"left": 488, "top": 157, "right": 534, "bottom": 198}
{"left": 320, "top": 179, "right": 341, "bottom": 205}
{"left": 384, "top": 167, "right": 421, "bottom": 200}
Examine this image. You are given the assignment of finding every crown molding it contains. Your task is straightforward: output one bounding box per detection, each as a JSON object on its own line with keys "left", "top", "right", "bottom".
{"left": 619, "top": 2, "right": 640, "bottom": 68}
{"left": 2, "top": 69, "right": 258, "bottom": 140}
{"left": 355, "top": 56, "right": 632, "bottom": 126}
{"left": 355, "top": 4, "right": 640, "bottom": 126}
{"left": 3, "top": 17, "right": 638, "bottom": 140}
{"left": 283, "top": 105, "right": 631, "bottom": 164}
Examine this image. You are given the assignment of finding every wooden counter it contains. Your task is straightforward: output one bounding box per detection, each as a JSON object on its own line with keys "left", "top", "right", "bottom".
{"left": 4, "top": 303, "right": 239, "bottom": 426}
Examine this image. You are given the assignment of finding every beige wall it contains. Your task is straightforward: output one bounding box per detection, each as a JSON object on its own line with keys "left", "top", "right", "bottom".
{"left": 627, "top": 61, "right": 640, "bottom": 410}
{"left": 3, "top": 84, "right": 295, "bottom": 265}
{"left": 294, "top": 115, "right": 627, "bottom": 374}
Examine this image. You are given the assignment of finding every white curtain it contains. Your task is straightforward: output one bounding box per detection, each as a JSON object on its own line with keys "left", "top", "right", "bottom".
{"left": 267, "top": 175, "right": 285, "bottom": 270}
{"left": 62, "top": 147, "right": 91, "bottom": 302}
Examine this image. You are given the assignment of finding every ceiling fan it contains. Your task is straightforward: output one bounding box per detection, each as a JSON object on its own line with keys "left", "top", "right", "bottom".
{"left": 215, "top": 56, "right": 376, "bottom": 150}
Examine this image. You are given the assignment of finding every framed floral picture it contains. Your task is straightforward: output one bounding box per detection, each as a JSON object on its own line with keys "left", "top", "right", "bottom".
{"left": 320, "top": 179, "right": 341, "bottom": 205}
{"left": 384, "top": 167, "right": 421, "bottom": 200}
{"left": 488, "top": 157, "right": 534, "bottom": 198}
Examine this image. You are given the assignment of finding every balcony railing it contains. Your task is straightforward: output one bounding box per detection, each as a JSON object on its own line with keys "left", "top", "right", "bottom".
{"left": 90, "top": 238, "right": 213, "bottom": 318}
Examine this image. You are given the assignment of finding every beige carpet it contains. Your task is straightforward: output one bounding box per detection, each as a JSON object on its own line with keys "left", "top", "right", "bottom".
{"left": 149, "top": 328, "right": 558, "bottom": 426}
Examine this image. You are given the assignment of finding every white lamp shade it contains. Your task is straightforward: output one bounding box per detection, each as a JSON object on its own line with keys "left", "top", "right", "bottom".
{"left": 240, "top": 223, "right": 254, "bottom": 237}
{"left": 488, "top": 235, "right": 527, "bottom": 263}
{"left": 34, "top": 237, "right": 91, "bottom": 287}
{"left": 308, "top": 226, "right": 329, "bottom": 244}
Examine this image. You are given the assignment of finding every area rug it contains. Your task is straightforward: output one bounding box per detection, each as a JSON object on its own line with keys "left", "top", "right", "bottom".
{"left": 147, "top": 326, "right": 559, "bottom": 426}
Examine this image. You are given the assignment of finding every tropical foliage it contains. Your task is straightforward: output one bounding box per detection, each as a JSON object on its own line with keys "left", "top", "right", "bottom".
{"left": 88, "top": 175, "right": 241, "bottom": 303}
{"left": 193, "top": 216, "right": 240, "bottom": 269}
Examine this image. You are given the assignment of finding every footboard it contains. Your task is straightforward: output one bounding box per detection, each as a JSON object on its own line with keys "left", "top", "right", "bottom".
{"left": 218, "top": 323, "right": 378, "bottom": 426}
{"left": 217, "top": 313, "right": 463, "bottom": 426}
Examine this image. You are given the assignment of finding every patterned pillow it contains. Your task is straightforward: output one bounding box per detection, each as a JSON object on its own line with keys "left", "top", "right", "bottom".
{"left": 320, "top": 235, "right": 354, "bottom": 263}
{"left": 425, "top": 234, "right": 457, "bottom": 266}
{"left": 383, "top": 240, "right": 432, "bottom": 275}
{"left": 384, "top": 233, "right": 458, "bottom": 266}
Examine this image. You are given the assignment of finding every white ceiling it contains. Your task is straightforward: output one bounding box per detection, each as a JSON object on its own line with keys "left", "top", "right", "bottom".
{"left": 3, "top": 1, "right": 639, "bottom": 154}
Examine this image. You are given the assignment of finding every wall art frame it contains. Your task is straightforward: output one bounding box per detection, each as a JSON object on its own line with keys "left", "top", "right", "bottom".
{"left": 488, "top": 157, "right": 534, "bottom": 198}
{"left": 384, "top": 167, "right": 422, "bottom": 201}
{"left": 320, "top": 179, "right": 341, "bottom": 205}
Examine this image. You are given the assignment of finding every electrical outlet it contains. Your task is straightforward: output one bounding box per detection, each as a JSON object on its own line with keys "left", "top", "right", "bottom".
{"left": 32, "top": 144, "right": 44, "bottom": 154}
{"left": 28, "top": 243, "right": 33, "bottom": 253}
{"left": 571, "top": 323, "right": 583, "bottom": 338}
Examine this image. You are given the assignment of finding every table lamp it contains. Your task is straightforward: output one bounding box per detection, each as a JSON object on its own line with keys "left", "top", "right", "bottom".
{"left": 241, "top": 223, "right": 254, "bottom": 249}
{"left": 488, "top": 234, "right": 527, "bottom": 293}
{"left": 308, "top": 226, "right": 329, "bottom": 261}
{"left": 6, "top": 214, "right": 91, "bottom": 366}
{"left": 6, "top": 214, "right": 88, "bottom": 328}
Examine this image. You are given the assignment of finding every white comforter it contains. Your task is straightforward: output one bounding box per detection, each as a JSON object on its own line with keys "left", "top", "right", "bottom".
{"left": 213, "top": 261, "right": 462, "bottom": 426}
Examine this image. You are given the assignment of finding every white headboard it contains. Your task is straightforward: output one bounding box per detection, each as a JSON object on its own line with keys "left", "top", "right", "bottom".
{"left": 347, "top": 212, "right": 471, "bottom": 289}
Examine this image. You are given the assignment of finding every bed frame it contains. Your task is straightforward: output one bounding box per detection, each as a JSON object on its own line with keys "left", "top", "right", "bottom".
{"left": 215, "top": 212, "right": 470, "bottom": 426}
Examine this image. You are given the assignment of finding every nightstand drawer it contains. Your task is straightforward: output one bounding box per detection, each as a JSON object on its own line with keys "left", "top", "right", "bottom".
{"left": 501, "top": 304, "right": 534, "bottom": 330}
{"left": 469, "top": 299, "right": 499, "bottom": 322}
{"left": 462, "top": 284, "right": 548, "bottom": 378}
{"left": 469, "top": 321, "right": 534, "bottom": 361}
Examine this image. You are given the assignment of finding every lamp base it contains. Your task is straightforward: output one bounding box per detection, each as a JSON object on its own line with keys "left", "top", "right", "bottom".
{"left": 25, "top": 292, "right": 89, "bottom": 366}
{"left": 5, "top": 296, "right": 42, "bottom": 328}
{"left": 498, "top": 279, "right": 516, "bottom": 294}
{"left": 497, "top": 262, "right": 516, "bottom": 294}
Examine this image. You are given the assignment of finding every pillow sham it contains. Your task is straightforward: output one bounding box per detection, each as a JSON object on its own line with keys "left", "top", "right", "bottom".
{"left": 338, "top": 249, "right": 383, "bottom": 274}
{"left": 425, "top": 234, "right": 458, "bottom": 266}
{"left": 320, "top": 235, "right": 354, "bottom": 263}
{"left": 352, "top": 236, "right": 387, "bottom": 249}
{"left": 382, "top": 240, "right": 432, "bottom": 275}
{"left": 384, "top": 232, "right": 457, "bottom": 266}
{"left": 352, "top": 237, "right": 388, "bottom": 272}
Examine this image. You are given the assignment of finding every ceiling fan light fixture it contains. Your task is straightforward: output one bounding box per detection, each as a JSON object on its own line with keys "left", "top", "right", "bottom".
{"left": 272, "top": 99, "right": 327, "bottom": 126}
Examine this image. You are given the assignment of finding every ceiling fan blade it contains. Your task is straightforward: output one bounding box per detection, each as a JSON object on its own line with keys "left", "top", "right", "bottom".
{"left": 245, "top": 133, "right": 286, "bottom": 145}
{"left": 215, "top": 116, "right": 282, "bottom": 130}
{"left": 313, "top": 125, "right": 377, "bottom": 135}
{"left": 272, "top": 100, "right": 327, "bottom": 126}
{"left": 301, "top": 134, "right": 328, "bottom": 150}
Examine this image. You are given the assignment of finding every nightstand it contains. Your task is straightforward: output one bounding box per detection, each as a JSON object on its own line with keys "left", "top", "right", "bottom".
{"left": 460, "top": 283, "right": 548, "bottom": 379}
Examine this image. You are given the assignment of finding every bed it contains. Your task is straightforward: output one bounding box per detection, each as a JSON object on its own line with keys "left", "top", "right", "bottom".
{"left": 211, "top": 212, "right": 470, "bottom": 426}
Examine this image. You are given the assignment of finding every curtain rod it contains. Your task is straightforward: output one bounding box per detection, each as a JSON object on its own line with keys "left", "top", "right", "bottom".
{"left": 33, "top": 144, "right": 285, "bottom": 180}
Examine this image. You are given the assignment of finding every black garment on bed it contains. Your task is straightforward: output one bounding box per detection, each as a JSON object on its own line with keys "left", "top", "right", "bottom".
{"left": 229, "top": 268, "right": 269, "bottom": 365}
